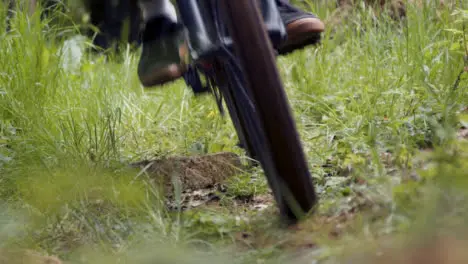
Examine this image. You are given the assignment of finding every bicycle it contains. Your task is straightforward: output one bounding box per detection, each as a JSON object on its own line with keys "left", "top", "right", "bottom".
{"left": 175, "top": 0, "right": 317, "bottom": 224}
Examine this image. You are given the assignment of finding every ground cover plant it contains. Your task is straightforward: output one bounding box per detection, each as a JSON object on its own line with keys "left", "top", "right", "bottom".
{"left": 0, "top": 0, "right": 467, "bottom": 263}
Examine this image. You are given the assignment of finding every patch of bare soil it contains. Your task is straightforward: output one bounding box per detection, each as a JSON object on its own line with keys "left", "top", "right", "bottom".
{"left": 162, "top": 187, "right": 276, "bottom": 212}
{"left": 233, "top": 189, "right": 379, "bottom": 254}
{"left": 0, "top": 249, "right": 62, "bottom": 264}
{"left": 230, "top": 210, "right": 361, "bottom": 260}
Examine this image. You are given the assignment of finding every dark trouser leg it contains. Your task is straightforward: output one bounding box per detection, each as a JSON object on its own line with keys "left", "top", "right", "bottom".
{"left": 276, "top": 0, "right": 319, "bottom": 25}
{"left": 87, "top": 0, "right": 143, "bottom": 51}
{"left": 128, "top": 0, "right": 143, "bottom": 45}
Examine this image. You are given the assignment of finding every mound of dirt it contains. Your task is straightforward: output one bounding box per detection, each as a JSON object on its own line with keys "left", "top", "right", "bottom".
{"left": 130, "top": 152, "right": 244, "bottom": 194}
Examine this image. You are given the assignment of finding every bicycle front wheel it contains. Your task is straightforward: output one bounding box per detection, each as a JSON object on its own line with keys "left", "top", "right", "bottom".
{"left": 219, "top": 0, "right": 317, "bottom": 223}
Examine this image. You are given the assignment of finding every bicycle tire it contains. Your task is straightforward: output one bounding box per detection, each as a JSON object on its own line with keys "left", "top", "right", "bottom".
{"left": 211, "top": 61, "right": 258, "bottom": 163}
{"left": 218, "top": 0, "right": 318, "bottom": 223}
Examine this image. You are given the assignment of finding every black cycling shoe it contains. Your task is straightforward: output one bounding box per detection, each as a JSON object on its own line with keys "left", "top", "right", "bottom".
{"left": 138, "top": 17, "right": 188, "bottom": 87}
{"left": 276, "top": 0, "right": 325, "bottom": 55}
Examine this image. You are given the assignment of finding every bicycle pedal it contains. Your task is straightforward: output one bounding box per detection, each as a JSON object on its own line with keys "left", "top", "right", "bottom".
{"left": 183, "top": 67, "right": 210, "bottom": 94}
{"left": 197, "top": 61, "right": 214, "bottom": 70}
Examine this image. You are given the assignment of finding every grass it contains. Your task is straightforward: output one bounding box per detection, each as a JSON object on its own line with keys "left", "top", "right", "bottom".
{"left": 0, "top": 1, "right": 467, "bottom": 263}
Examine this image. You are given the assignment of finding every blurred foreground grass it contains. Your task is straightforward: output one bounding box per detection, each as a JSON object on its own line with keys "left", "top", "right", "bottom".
{"left": 0, "top": 1, "right": 467, "bottom": 263}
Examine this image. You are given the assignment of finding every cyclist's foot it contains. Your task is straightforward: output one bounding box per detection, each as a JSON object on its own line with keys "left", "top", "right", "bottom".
{"left": 277, "top": 2, "right": 325, "bottom": 55}
{"left": 279, "top": 17, "right": 324, "bottom": 54}
{"left": 138, "top": 17, "right": 188, "bottom": 87}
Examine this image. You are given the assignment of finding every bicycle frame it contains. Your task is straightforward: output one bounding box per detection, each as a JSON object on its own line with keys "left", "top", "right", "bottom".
{"left": 174, "top": 0, "right": 287, "bottom": 94}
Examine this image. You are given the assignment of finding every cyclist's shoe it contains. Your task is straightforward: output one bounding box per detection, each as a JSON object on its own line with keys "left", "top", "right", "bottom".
{"left": 277, "top": 1, "right": 325, "bottom": 55}
{"left": 138, "top": 17, "right": 188, "bottom": 87}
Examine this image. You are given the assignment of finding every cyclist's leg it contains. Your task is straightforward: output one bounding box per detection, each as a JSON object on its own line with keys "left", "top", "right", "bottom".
{"left": 276, "top": 0, "right": 325, "bottom": 55}
{"left": 80, "top": 0, "right": 142, "bottom": 52}
{"left": 137, "top": 0, "right": 188, "bottom": 87}
{"left": 138, "top": 0, "right": 177, "bottom": 22}
{"left": 136, "top": 0, "right": 325, "bottom": 86}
